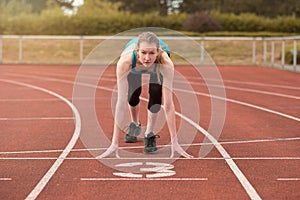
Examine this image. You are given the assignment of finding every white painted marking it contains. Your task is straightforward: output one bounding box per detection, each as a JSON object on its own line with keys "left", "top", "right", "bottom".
{"left": 8, "top": 73, "right": 300, "bottom": 124}
{"left": 7, "top": 71, "right": 298, "bottom": 200}
{"left": 15, "top": 71, "right": 300, "bottom": 91}
{"left": 1, "top": 136, "right": 299, "bottom": 155}
{"left": 113, "top": 173, "right": 142, "bottom": 178}
{"left": 80, "top": 178, "right": 208, "bottom": 181}
{"left": 141, "top": 162, "right": 176, "bottom": 178}
{"left": 1, "top": 156, "right": 300, "bottom": 160}
{"left": 0, "top": 79, "right": 81, "bottom": 200}
{"left": 183, "top": 75, "right": 300, "bottom": 91}
{"left": 0, "top": 117, "right": 74, "bottom": 121}
{"left": 176, "top": 79, "right": 300, "bottom": 100}
{"left": 175, "top": 88, "right": 300, "bottom": 122}
{"left": 0, "top": 98, "right": 64, "bottom": 102}
{"left": 0, "top": 178, "right": 12, "bottom": 181}
{"left": 115, "top": 162, "right": 143, "bottom": 167}
{"left": 277, "top": 178, "right": 300, "bottom": 181}
{"left": 114, "top": 162, "right": 176, "bottom": 178}
{"left": 218, "top": 137, "right": 300, "bottom": 145}
{"left": 0, "top": 97, "right": 93, "bottom": 102}
{"left": 176, "top": 112, "right": 262, "bottom": 200}
{"left": 8, "top": 72, "right": 299, "bottom": 122}
{"left": 146, "top": 172, "right": 176, "bottom": 178}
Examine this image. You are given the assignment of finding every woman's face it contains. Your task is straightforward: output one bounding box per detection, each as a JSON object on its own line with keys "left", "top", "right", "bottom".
{"left": 137, "top": 41, "right": 158, "bottom": 67}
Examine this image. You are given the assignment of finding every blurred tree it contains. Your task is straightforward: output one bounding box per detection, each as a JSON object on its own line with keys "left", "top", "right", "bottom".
{"left": 55, "top": 0, "right": 76, "bottom": 9}
{"left": 179, "top": 0, "right": 300, "bottom": 17}
{"left": 25, "top": 0, "right": 47, "bottom": 13}
{"left": 106, "top": 0, "right": 184, "bottom": 15}
{"left": 106, "top": 0, "right": 165, "bottom": 15}
{"left": 46, "top": 0, "right": 83, "bottom": 15}
{"left": 183, "top": 12, "right": 222, "bottom": 32}
{"left": 77, "top": 0, "right": 121, "bottom": 14}
{"left": 0, "top": 0, "right": 32, "bottom": 16}
{"left": 179, "top": 0, "right": 216, "bottom": 13}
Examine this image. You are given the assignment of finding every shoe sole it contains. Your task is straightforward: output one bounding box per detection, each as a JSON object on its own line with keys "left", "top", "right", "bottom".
{"left": 144, "top": 149, "right": 158, "bottom": 154}
{"left": 125, "top": 135, "right": 137, "bottom": 143}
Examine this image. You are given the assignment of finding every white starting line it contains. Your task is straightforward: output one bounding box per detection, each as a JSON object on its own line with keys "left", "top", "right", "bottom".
{"left": 0, "top": 156, "right": 300, "bottom": 160}
{"left": 0, "top": 178, "right": 12, "bottom": 181}
{"left": 277, "top": 178, "right": 300, "bottom": 181}
{"left": 81, "top": 177, "right": 208, "bottom": 181}
{"left": 0, "top": 117, "right": 74, "bottom": 121}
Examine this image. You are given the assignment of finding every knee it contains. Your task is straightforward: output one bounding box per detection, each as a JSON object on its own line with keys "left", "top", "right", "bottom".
{"left": 148, "top": 84, "right": 162, "bottom": 113}
{"left": 128, "top": 87, "right": 141, "bottom": 107}
{"left": 148, "top": 104, "right": 161, "bottom": 113}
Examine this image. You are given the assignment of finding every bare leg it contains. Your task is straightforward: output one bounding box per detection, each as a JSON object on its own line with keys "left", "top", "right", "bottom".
{"left": 129, "top": 104, "right": 140, "bottom": 124}
{"left": 145, "top": 110, "right": 158, "bottom": 135}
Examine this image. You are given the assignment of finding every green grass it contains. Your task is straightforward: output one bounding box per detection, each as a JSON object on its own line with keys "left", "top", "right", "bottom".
{"left": 181, "top": 31, "right": 299, "bottom": 37}
{"left": 1, "top": 34, "right": 298, "bottom": 66}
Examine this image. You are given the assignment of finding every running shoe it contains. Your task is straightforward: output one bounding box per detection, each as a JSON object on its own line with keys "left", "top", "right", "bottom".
{"left": 125, "top": 122, "right": 141, "bottom": 143}
{"left": 144, "top": 132, "right": 160, "bottom": 154}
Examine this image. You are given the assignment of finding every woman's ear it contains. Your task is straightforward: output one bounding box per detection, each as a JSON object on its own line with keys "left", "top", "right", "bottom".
{"left": 135, "top": 49, "right": 139, "bottom": 58}
{"left": 157, "top": 49, "right": 162, "bottom": 56}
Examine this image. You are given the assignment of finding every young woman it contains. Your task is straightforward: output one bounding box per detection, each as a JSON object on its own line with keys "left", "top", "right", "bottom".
{"left": 98, "top": 32, "right": 193, "bottom": 158}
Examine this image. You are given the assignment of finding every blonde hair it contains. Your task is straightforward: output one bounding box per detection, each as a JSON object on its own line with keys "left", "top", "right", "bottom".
{"left": 137, "top": 32, "right": 164, "bottom": 84}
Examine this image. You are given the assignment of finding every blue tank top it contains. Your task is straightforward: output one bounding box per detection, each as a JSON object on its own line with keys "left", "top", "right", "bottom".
{"left": 124, "top": 37, "right": 170, "bottom": 74}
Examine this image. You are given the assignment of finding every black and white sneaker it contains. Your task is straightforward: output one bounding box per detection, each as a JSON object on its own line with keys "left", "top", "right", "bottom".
{"left": 125, "top": 122, "right": 141, "bottom": 143}
{"left": 144, "top": 132, "right": 160, "bottom": 154}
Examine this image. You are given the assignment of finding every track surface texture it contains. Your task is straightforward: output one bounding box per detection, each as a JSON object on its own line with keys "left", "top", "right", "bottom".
{"left": 0, "top": 64, "right": 299, "bottom": 200}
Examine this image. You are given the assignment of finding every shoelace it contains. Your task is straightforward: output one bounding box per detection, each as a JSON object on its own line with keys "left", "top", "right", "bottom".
{"left": 147, "top": 135, "right": 160, "bottom": 147}
{"left": 123, "top": 122, "right": 141, "bottom": 133}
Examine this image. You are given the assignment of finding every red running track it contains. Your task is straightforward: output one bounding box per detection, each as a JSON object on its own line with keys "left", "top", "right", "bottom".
{"left": 0, "top": 64, "right": 299, "bottom": 200}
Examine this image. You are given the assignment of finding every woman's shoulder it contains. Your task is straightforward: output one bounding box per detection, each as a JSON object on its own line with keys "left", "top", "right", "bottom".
{"left": 117, "top": 52, "right": 132, "bottom": 68}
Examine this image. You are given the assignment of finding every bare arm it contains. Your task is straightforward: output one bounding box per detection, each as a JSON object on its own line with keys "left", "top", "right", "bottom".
{"left": 160, "top": 53, "right": 176, "bottom": 141}
{"left": 111, "top": 55, "right": 131, "bottom": 145}
{"left": 97, "top": 54, "right": 131, "bottom": 158}
{"left": 160, "top": 52, "right": 193, "bottom": 158}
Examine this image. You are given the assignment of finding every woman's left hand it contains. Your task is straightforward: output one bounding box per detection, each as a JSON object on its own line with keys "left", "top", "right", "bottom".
{"left": 170, "top": 142, "right": 194, "bottom": 158}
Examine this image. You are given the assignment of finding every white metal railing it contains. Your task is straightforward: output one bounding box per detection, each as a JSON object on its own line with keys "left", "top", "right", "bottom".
{"left": 0, "top": 35, "right": 299, "bottom": 71}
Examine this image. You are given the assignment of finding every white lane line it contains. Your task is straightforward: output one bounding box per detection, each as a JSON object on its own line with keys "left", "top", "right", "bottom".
{"left": 277, "top": 178, "right": 300, "bottom": 181}
{"left": 7, "top": 73, "right": 299, "bottom": 122}
{"left": 0, "top": 98, "right": 63, "bottom": 102}
{"left": 0, "top": 157, "right": 299, "bottom": 160}
{"left": 176, "top": 79, "right": 300, "bottom": 100}
{"left": 175, "top": 88, "right": 300, "bottom": 122}
{"left": 6, "top": 72, "right": 297, "bottom": 200}
{"left": 0, "top": 117, "right": 74, "bottom": 121}
{"left": 176, "top": 113, "right": 262, "bottom": 200}
{"left": 1, "top": 137, "right": 299, "bottom": 155}
{"left": 0, "top": 178, "right": 12, "bottom": 181}
{"left": 219, "top": 137, "right": 300, "bottom": 144}
{"left": 10, "top": 71, "right": 300, "bottom": 91}
{"left": 80, "top": 178, "right": 208, "bottom": 181}
{"left": 184, "top": 75, "right": 300, "bottom": 91}
{"left": 0, "top": 79, "right": 81, "bottom": 200}
{"left": 0, "top": 97, "right": 94, "bottom": 102}
{"left": 5, "top": 72, "right": 300, "bottom": 101}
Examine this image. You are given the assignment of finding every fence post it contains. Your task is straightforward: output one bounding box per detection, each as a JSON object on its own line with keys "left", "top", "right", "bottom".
{"left": 80, "top": 36, "right": 84, "bottom": 64}
{"left": 263, "top": 38, "right": 267, "bottom": 66}
{"left": 0, "top": 36, "right": 2, "bottom": 64}
{"left": 281, "top": 39, "right": 285, "bottom": 69}
{"left": 293, "top": 38, "right": 297, "bottom": 72}
{"left": 252, "top": 37, "right": 256, "bottom": 65}
{"left": 271, "top": 40, "right": 275, "bottom": 67}
{"left": 19, "top": 36, "right": 23, "bottom": 64}
{"left": 200, "top": 37, "right": 204, "bottom": 64}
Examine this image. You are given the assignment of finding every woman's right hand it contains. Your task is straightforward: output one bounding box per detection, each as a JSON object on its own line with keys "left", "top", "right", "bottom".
{"left": 96, "top": 144, "right": 119, "bottom": 159}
